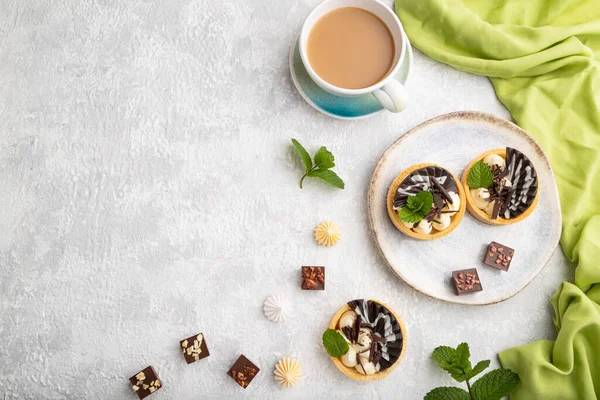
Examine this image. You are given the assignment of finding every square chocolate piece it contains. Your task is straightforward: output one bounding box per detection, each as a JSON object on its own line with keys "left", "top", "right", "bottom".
{"left": 129, "top": 366, "right": 162, "bottom": 399}
{"left": 301, "top": 266, "right": 325, "bottom": 290}
{"left": 452, "top": 268, "right": 483, "bottom": 295}
{"left": 227, "top": 354, "right": 260, "bottom": 389}
{"left": 483, "top": 241, "right": 515, "bottom": 271}
{"left": 180, "top": 332, "right": 210, "bottom": 364}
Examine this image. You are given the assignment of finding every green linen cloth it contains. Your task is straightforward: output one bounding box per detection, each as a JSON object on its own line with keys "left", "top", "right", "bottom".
{"left": 394, "top": 0, "right": 600, "bottom": 398}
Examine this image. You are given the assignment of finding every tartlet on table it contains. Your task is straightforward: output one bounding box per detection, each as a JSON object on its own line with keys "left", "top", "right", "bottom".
{"left": 327, "top": 299, "right": 407, "bottom": 381}
{"left": 461, "top": 148, "right": 539, "bottom": 225}
{"left": 387, "top": 163, "right": 466, "bottom": 240}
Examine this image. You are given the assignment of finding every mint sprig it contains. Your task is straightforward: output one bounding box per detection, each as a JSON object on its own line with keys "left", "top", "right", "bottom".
{"left": 425, "top": 343, "right": 519, "bottom": 400}
{"left": 398, "top": 191, "right": 434, "bottom": 223}
{"left": 322, "top": 329, "right": 349, "bottom": 357}
{"left": 291, "top": 139, "right": 345, "bottom": 189}
{"left": 468, "top": 161, "right": 493, "bottom": 189}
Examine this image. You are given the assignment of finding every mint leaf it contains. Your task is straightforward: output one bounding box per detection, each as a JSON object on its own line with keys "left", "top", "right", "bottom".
{"left": 308, "top": 169, "right": 345, "bottom": 189}
{"left": 432, "top": 346, "right": 457, "bottom": 370}
{"left": 465, "top": 360, "right": 490, "bottom": 381}
{"left": 433, "top": 343, "right": 471, "bottom": 382}
{"left": 322, "top": 329, "right": 349, "bottom": 357}
{"left": 314, "top": 146, "right": 335, "bottom": 170}
{"left": 468, "top": 161, "right": 493, "bottom": 189}
{"left": 455, "top": 343, "right": 472, "bottom": 370}
{"left": 415, "top": 191, "right": 434, "bottom": 212}
{"left": 399, "top": 191, "right": 433, "bottom": 223}
{"left": 292, "top": 138, "right": 312, "bottom": 171}
{"left": 471, "top": 368, "right": 519, "bottom": 400}
{"left": 424, "top": 387, "right": 470, "bottom": 400}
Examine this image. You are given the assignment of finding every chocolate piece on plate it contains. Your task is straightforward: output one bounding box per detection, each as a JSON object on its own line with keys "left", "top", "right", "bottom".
{"left": 227, "top": 354, "right": 260, "bottom": 389}
{"left": 129, "top": 366, "right": 162, "bottom": 399}
{"left": 301, "top": 266, "right": 325, "bottom": 290}
{"left": 180, "top": 332, "right": 210, "bottom": 364}
{"left": 452, "top": 268, "right": 483, "bottom": 295}
{"left": 483, "top": 241, "right": 514, "bottom": 271}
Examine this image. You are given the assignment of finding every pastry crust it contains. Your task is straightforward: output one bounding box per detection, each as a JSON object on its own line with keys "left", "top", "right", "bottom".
{"left": 461, "top": 149, "right": 539, "bottom": 226}
{"left": 386, "top": 163, "right": 466, "bottom": 240}
{"left": 328, "top": 300, "right": 407, "bottom": 381}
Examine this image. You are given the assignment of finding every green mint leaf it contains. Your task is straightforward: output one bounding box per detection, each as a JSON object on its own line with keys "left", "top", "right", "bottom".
{"left": 468, "top": 161, "right": 493, "bottom": 189}
{"left": 314, "top": 146, "right": 335, "bottom": 170}
{"left": 432, "top": 346, "right": 458, "bottom": 370}
{"left": 291, "top": 138, "right": 312, "bottom": 171}
{"left": 399, "top": 191, "right": 433, "bottom": 223}
{"left": 471, "top": 368, "right": 520, "bottom": 400}
{"left": 455, "top": 342, "right": 472, "bottom": 371}
{"left": 322, "top": 329, "right": 349, "bottom": 357}
{"left": 416, "top": 191, "right": 434, "bottom": 214}
{"left": 308, "top": 169, "right": 345, "bottom": 189}
{"left": 406, "top": 194, "right": 422, "bottom": 210}
{"left": 432, "top": 344, "right": 472, "bottom": 382}
{"left": 465, "top": 359, "right": 490, "bottom": 380}
{"left": 424, "top": 386, "right": 470, "bottom": 400}
{"left": 398, "top": 207, "right": 425, "bottom": 223}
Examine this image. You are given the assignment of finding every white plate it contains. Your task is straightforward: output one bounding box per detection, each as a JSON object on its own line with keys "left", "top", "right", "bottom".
{"left": 368, "top": 111, "right": 562, "bottom": 305}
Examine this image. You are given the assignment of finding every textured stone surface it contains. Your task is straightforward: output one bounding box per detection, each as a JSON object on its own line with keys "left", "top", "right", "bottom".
{"left": 0, "top": 0, "right": 571, "bottom": 399}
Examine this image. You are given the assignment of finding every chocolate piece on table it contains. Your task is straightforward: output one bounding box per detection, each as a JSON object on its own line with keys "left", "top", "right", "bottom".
{"left": 227, "top": 354, "right": 260, "bottom": 389}
{"left": 483, "top": 241, "right": 515, "bottom": 271}
{"left": 129, "top": 366, "right": 162, "bottom": 399}
{"left": 301, "top": 266, "right": 325, "bottom": 290}
{"left": 452, "top": 268, "right": 483, "bottom": 295}
{"left": 180, "top": 332, "right": 210, "bottom": 364}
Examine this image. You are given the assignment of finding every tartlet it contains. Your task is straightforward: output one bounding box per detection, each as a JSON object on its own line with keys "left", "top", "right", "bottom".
{"left": 387, "top": 163, "right": 466, "bottom": 240}
{"left": 461, "top": 148, "right": 539, "bottom": 226}
{"left": 328, "top": 299, "right": 407, "bottom": 381}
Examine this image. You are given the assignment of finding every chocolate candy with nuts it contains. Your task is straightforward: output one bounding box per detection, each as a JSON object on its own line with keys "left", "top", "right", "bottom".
{"left": 452, "top": 268, "right": 483, "bottom": 295}
{"left": 180, "top": 332, "right": 210, "bottom": 364}
{"left": 301, "top": 266, "right": 325, "bottom": 290}
{"left": 227, "top": 354, "right": 260, "bottom": 389}
{"left": 129, "top": 366, "right": 162, "bottom": 399}
{"left": 483, "top": 241, "right": 514, "bottom": 271}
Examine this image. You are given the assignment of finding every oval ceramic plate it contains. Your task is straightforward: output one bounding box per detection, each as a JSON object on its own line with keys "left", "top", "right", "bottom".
{"left": 368, "top": 112, "right": 562, "bottom": 305}
{"left": 289, "top": 32, "right": 413, "bottom": 120}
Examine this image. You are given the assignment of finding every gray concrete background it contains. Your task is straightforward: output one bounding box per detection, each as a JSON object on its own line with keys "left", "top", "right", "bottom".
{"left": 0, "top": 0, "right": 571, "bottom": 399}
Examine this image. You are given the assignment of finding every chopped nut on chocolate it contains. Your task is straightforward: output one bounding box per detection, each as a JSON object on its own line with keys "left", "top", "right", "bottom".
{"left": 129, "top": 366, "right": 162, "bottom": 399}
{"left": 452, "top": 268, "right": 483, "bottom": 295}
{"left": 227, "top": 355, "right": 260, "bottom": 389}
{"left": 180, "top": 332, "right": 210, "bottom": 364}
{"left": 301, "top": 266, "right": 325, "bottom": 290}
{"left": 483, "top": 241, "right": 515, "bottom": 271}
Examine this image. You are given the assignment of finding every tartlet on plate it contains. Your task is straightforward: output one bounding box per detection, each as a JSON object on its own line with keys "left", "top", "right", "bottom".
{"left": 328, "top": 299, "right": 407, "bottom": 381}
{"left": 387, "top": 163, "right": 466, "bottom": 240}
{"left": 461, "top": 148, "right": 539, "bottom": 226}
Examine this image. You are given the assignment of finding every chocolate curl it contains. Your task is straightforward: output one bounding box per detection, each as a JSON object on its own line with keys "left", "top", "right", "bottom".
{"left": 430, "top": 176, "right": 453, "bottom": 204}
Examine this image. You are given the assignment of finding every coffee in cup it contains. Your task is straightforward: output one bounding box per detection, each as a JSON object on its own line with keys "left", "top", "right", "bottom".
{"left": 307, "top": 7, "right": 395, "bottom": 90}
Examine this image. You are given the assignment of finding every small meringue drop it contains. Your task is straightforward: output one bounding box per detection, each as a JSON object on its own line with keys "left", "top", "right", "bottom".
{"left": 314, "top": 221, "right": 341, "bottom": 246}
{"left": 274, "top": 358, "right": 302, "bottom": 388}
{"left": 263, "top": 294, "right": 287, "bottom": 323}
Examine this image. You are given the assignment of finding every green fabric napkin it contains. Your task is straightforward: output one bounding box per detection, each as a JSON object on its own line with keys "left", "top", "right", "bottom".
{"left": 394, "top": 0, "right": 600, "bottom": 398}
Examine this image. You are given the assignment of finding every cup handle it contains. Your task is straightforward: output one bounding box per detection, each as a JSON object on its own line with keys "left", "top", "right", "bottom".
{"left": 372, "top": 79, "right": 409, "bottom": 113}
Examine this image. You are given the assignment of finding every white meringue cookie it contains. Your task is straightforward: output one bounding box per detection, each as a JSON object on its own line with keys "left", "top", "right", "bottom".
{"left": 341, "top": 345, "right": 357, "bottom": 368}
{"left": 483, "top": 154, "right": 505, "bottom": 170}
{"left": 413, "top": 219, "right": 432, "bottom": 234}
{"left": 485, "top": 200, "right": 497, "bottom": 217}
{"left": 470, "top": 188, "right": 491, "bottom": 210}
{"left": 442, "top": 191, "right": 461, "bottom": 212}
{"left": 432, "top": 214, "right": 451, "bottom": 231}
{"left": 355, "top": 360, "right": 379, "bottom": 375}
{"left": 401, "top": 220, "right": 414, "bottom": 229}
{"left": 339, "top": 311, "right": 357, "bottom": 329}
